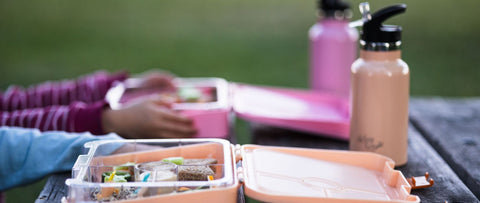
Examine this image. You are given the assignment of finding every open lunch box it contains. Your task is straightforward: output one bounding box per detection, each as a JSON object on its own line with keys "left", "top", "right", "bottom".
{"left": 65, "top": 138, "right": 420, "bottom": 202}
{"left": 105, "top": 77, "right": 350, "bottom": 140}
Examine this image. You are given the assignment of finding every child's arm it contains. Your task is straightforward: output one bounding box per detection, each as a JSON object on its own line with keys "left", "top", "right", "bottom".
{"left": 0, "top": 71, "right": 128, "bottom": 111}
{"left": 0, "top": 96, "right": 197, "bottom": 137}
{"left": 0, "top": 70, "right": 194, "bottom": 137}
{"left": 0, "top": 100, "right": 107, "bottom": 135}
{"left": 0, "top": 127, "right": 122, "bottom": 191}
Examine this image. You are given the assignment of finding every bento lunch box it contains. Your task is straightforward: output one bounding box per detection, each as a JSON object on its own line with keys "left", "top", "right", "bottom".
{"left": 65, "top": 139, "right": 420, "bottom": 202}
{"left": 105, "top": 77, "right": 350, "bottom": 140}
{"left": 106, "top": 77, "right": 231, "bottom": 139}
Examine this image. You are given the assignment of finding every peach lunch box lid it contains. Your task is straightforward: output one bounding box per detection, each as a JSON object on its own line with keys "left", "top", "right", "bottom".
{"left": 240, "top": 145, "right": 419, "bottom": 203}
{"left": 66, "top": 139, "right": 419, "bottom": 203}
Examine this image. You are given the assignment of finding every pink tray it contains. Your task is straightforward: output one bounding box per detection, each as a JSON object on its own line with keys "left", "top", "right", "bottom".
{"left": 106, "top": 78, "right": 350, "bottom": 140}
{"left": 232, "top": 84, "right": 350, "bottom": 140}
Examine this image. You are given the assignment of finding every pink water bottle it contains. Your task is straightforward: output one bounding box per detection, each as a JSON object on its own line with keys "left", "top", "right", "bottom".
{"left": 309, "top": 0, "right": 358, "bottom": 105}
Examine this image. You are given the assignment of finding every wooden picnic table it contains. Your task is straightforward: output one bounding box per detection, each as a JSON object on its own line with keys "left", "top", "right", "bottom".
{"left": 36, "top": 98, "right": 480, "bottom": 203}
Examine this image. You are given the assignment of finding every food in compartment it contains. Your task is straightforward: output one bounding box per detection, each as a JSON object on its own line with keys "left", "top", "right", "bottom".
{"left": 91, "top": 157, "right": 219, "bottom": 202}
{"left": 102, "top": 171, "right": 132, "bottom": 183}
{"left": 183, "top": 158, "right": 217, "bottom": 166}
{"left": 178, "top": 165, "right": 215, "bottom": 181}
{"left": 178, "top": 87, "right": 203, "bottom": 102}
{"left": 162, "top": 157, "right": 184, "bottom": 165}
{"left": 179, "top": 158, "right": 218, "bottom": 181}
{"left": 113, "top": 162, "right": 136, "bottom": 174}
{"left": 101, "top": 162, "right": 136, "bottom": 183}
{"left": 92, "top": 186, "right": 138, "bottom": 202}
{"left": 135, "top": 164, "right": 177, "bottom": 198}
{"left": 135, "top": 161, "right": 178, "bottom": 182}
{"left": 163, "top": 86, "right": 217, "bottom": 103}
{"left": 121, "top": 85, "right": 217, "bottom": 105}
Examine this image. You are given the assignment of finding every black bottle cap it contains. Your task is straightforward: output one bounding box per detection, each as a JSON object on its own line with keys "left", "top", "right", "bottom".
{"left": 318, "top": 0, "right": 350, "bottom": 18}
{"left": 361, "top": 4, "right": 406, "bottom": 43}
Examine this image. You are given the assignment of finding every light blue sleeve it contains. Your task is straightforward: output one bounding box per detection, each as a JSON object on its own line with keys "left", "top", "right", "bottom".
{"left": 0, "top": 127, "right": 122, "bottom": 191}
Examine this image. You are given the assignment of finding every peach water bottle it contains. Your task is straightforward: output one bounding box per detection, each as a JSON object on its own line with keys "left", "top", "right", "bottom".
{"left": 309, "top": 0, "right": 358, "bottom": 107}
{"left": 350, "top": 4, "right": 409, "bottom": 166}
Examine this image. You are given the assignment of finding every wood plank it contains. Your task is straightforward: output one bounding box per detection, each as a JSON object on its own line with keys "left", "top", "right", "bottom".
{"left": 400, "top": 125, "right": 478, "bottom": 202}
{"left": 35, "top": 172, "right": 70, "bottom": 203}
{"left": 250, "top": 122, "right": 478, "bottom": 202}
{"left": 410, "top": 98, "right": 480, "bottom": 199}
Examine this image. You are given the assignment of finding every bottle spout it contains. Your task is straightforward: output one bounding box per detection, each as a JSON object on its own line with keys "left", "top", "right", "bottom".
{"left": 349, "top": 2, "right": 371, "bottom": 28}
{"left": 362, "top": 4, "right": 406, "bottom": 42}
{"left": 360, "top": 3, "right": 407, "bottom": 51}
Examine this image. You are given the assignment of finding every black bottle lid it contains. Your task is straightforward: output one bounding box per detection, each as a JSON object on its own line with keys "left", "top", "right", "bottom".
{"left": 361, "top": 4, "right": 406, "bottom": 43}
{"left": 318, "top": 0, "right": 350, "bottom": 18}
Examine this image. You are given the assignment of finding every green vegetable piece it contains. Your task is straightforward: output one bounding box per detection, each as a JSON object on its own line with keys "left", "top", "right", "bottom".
{"left": 178, "top": 87, "right": 201, "bottom": 102}
{"left": 102, "top": 171, "right": 132, "bottom": 182}
{"left": 103, "top": 175, "right": 111, "bottom": 183}
{"left": 113, "top": 162, "right": 135, "bottom": 171}
{"left": 162, "top": 157, "right": 184, "bottom": 165}
{"left": 112, "top": 175, "right": 127, "bottom": 183}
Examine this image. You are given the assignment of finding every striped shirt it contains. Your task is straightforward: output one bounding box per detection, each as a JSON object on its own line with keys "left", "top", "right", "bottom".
{"left": 0, "top": 71, "right": 128, "bottom": 135}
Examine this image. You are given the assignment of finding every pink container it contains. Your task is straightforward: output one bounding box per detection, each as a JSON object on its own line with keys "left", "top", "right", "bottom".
{"left": 106, "top": 78, "right": 231, "bottom": 139}
{"left": 65, "top": 138, "right": 420, "bottom": 202}
{"left": 106, "top": 77, "right": 350, "bottom": 140}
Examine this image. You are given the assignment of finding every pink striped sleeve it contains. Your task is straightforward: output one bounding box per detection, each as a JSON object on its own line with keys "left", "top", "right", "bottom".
{"left": 0, "top": 100, "right": 109, "bottom": 135}
{"left": 0, "top": 71, "right": 128, "bottom": 111}
{"left": 67, "top": 101, "right": 108, "bottom": 135}
{"left": 1, "top": 106, "right": 69, "bottom": 131}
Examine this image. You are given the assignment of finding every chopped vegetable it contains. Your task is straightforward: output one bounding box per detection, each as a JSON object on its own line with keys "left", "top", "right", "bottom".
{"left": 208, "top": 175, "right": 216, "bottom": 189}
{"left": 96, "top": 187, "right": 115, "bottom": 200}
{"left": 112, "top": 175, "right": 127, "bottom": 183}
{"left": 142, "top": 172, "right": 151, "bottom": 182}
{"left": 102, "top": 171, "right": 132, "bottom": 182}
{"left": 162, "top": 157, "right": 184, "bottom": 165}
{"left": 178, "top": 87, "right": 202, "bottom": 102}
{"left": 108, "top": 170, "right": 117, "bottom": 182}
{"left": 177, "top": 187, "right": 191, "bottom": 192}
{"left": 113, "top": 162, "right": 136, "bottom": 171}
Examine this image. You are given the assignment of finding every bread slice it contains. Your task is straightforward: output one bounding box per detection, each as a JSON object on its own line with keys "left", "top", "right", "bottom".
{"left": 178, "top": 158, "right": 218, "bottom": 181}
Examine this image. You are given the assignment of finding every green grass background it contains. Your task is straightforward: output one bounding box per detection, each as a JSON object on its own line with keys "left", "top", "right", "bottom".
{"left": 1, "top": 0, "right": 479, "bottom": 202}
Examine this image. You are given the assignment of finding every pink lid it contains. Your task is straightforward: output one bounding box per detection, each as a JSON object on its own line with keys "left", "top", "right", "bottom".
{"left": 232, "top": 84, "right": 350, "bottom": 140}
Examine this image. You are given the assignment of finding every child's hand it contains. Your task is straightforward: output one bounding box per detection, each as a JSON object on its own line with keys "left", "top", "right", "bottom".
{"left": 136, "top": 70, "right": 176, "bottom": 91}
{"left": 101, "top": 95, "right": 197, "bottom": 139}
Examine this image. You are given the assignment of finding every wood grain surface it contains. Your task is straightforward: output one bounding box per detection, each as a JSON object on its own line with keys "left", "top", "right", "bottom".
{"left": 410, "top": 98, "right": 480, "bottom": 199}
{"left": 251, "top": 123, "right": 479, "bottom": 203}
{"left": 36, "top": 99, "right": 480, "bottom": 202}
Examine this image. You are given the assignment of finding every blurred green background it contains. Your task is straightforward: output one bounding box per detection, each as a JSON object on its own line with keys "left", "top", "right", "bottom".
{"left": 1, "top": 0, "right": 479, "bottom": 202}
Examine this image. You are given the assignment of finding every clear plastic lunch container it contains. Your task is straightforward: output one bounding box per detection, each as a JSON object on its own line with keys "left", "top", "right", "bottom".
{"left": 65, "top": 139, "right": 420, "bottom": 202}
